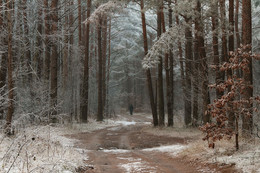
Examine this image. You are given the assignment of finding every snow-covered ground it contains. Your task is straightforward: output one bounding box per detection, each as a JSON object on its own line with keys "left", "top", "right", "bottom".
{"left": 0, "top": 125, "right": 85, "bottom": 173}
{"left": 1, "top": 114, "right": 259, "bottom": 173}
{"left": 180, "top": 136, "right": 260, "bottom": 173}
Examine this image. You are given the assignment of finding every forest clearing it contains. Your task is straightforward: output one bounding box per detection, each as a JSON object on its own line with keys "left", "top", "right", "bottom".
{"left": 1, "top": 0, "right": 260, "bottom": 172}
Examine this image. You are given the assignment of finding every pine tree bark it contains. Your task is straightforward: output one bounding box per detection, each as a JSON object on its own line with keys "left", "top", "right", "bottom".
{"left": 23, "top": 0, "right": 32, "bottom": 82}
{"left": 35, "top": 5, "right": 43, "bottom": 78}
{"left": 106, "top": 17, "right": 112, "bottom": 117}
{"left": 228, "top": 0, "right": 235, "bottom": 128}
{"left": 184, "top": 17, "right": 192, "bottom": 126}
{"left": 157, "top": 0, "right": 165, "bottom": 126}
{"left": 81, "top": 0, "right": 91, "bottom": 122}
{"left": 0, "top": 0, "right": 7, "bottom": 119}
{"left": 50, "top": 0, "right": 59, "bottom": 116}
{"left": 102, "top": 17, "right": 108, "bottom": 116}
{"left": 97, "top": 16, "right": 103, "bottom": 122}
{"left": 196, "top": 1, "right": 210, "bottom": 124}
{"left": 242, "top": 0, "right": 253, "bottom": 136}
{"left": 5, "top": 0, "right": 14, "bottom": 134}
{"left": 44, "top": 0, "right": 51, "bottom": 81}
{"left": 235, "top": 0, "right": 241, "bottom": 48}
{"left": 211, "top": 1, "right": 222, "bottom": 99}
{"left": 167, "top": 1, "right": 174, "bottom": 126}
{"left": 78, "top": 0, "right": 82, "bottom": 44}
{"left": 140, "top": 0, "right": 158, "bottom": 126}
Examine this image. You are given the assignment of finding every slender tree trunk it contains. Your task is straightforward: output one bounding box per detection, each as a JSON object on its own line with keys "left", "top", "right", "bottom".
{"left": 44, "top": 0, "right": 51, "bottom": 81}
{"left": 23, "top": 0, "right": 32, "bottom": 82}
{"left": 63, "top": 0, "right": 69, "bottom": 90}
{"left": 5, "top": 0, "right": 14, "bottom": 134}
{"left": 228, "top": 0, "right": 235, "bottom": 128}
{"left": 242, "top": 0, "right": 253, "bottom": 136}
{"left": 102, "top": 17, "right": 108, "bottom": 116}
{"left": 220, "top": 0, "right": 228, "bottom": 70}
{"left": 0, "top": 0, "right": 7, "bottom": 119}
{"left": 167, "top": 1, "right": 174, "bottom": 126}
{"left": 78, "top": 0, "right": 82, "bottom": 44}
{"left": 81, "top": 0, "right": 91, "bottom": 122}
{"left": 97, "top": 16, "right": 103, "bottom": 122}
{"left": 106, "top": 17, "right": 112, "bottom": 117}
{"left": 184, "top": 17, "right": 192, "bottom": 126}
{"left": 175, "top": 0, "right": 185, "bottom": 115}
{"left": 211, "top": 1, "right": 222, "bottom": 99}
{"left": 196, "top": 1, "right": 210, "bottom": 124}
{"left": 50, "top": 0, "right": 59, "bottom": 116}
{"left": 235, "top": 0, "right": 241, "bottom": 48}
{"left": 35, "top": 6, "right": 43, "bottom": 78}
{"left": 140, "top": 0, "right": 158, "bottom": 126}
{"left": 157, "top": 0, "right": 165, "bottom": 126}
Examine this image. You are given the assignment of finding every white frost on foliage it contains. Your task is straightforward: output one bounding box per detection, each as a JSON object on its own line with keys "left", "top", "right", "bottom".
{"left": 142, "top": 25, "right": 185, "bottom": 69}
{"left": 0, "top": 125, "right": 85, "bottom": 173}
{"left": 83, "top": 1, "right": 125, "bottom": 25}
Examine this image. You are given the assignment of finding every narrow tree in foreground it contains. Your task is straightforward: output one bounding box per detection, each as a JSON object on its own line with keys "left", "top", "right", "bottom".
{"left": 157, "top": 0, "right": 165, "bottom": 126}
{"left": 241, "top": 0, "right": 253, "bottom": 136}
{"left": 97, "top": 16, "right": 103, "bottom": 122}
{"left": 184, "top": 17, "right": 192, "bottom": 126}
{"left": 5, "top": 0, "right": 14, "bottom": 134}
{"left": 50, "top": 0, "right": 59, "bottom": 116}
{"left": 0, "top": 0, "right": 7, "bottom": 119}
{"left": 140, "top": 0, "right": 158, "bottom": 126}
{"left": 81, "top": 0, "right": 92, "bottom": 122}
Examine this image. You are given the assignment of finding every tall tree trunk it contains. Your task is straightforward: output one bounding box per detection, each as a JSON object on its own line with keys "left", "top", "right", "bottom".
{"left": 78, "top": 0, "right": 82, "bottom": 44}
{"left": 23, "top": 0, "right": 32, "bottom": 82}
{"left": 220, "top": 0, "right": 228, "bottom": 70}
{"left": 81, "top": 0, "right": 91, "bottom": 122}
{"left": 157, "top": 0, "right": 165, "bottom": 126}
{"left": 196, "top": 1, "right": 210, "bottom": 124}
{"left": 211, "top": 1, "right": 222, "bottom": 99}
{"left": 5, "top": 0, "right": 14, "bottom": 134}
{"left": 235, "top": 0, "right": 241, "bottom": 48}
{"left": 175, "top": 0, "right": 185, "bottom": 119}
{"left": 50, "top": 0, "right": 59, "bottom": 117}
{"left": 102, "top": 17, "right": 108, "bottom": 116}
{"left": 35, "top": 6, "right": 43, "bottom": 78}
{"left": 0, "top": 0, "right": 7, "bottom": 119}
{"left": 106, "top": 17, "right": 112, "bottom": 117}
{"left": 242, "top": 0, "right": 253, "bottom": 136}
{"left": 63, "top": 0, "right": 69, "bottom": 90}
{"left": 140, "top": 0, "right": 158, "bottom": 126}
{"left": 97, "top": 16, "right": 103, "bottom": 122}
{"left": 44, "top": 0, "right": 51, "bottom": 81}
{"left": 228, "top": 0, "right": 235, "bottom": 128}
{"left": 184, "top": 18, "right": 192, "bottom": 126}
{"left": 167, "top": 0, "right": 174, "bottom": 126}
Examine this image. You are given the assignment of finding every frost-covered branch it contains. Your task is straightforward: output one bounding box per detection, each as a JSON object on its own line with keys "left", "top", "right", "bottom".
{"left": 142, "top": 25, "right": 185, "bottom": 69}
{"left": 83, "top": 1, "right": 126, "bottom": 25}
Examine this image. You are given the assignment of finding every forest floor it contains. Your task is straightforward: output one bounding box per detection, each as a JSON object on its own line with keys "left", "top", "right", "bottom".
{"left": 1, "top": 113, "right": 260, "bottom": 172}
{"left": 67, "top": 113, "right": 241, "bottom": 173}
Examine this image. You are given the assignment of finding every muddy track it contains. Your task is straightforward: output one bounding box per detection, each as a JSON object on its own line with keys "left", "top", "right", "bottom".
{"left": 68, "top": 114, "right": 240, "bottom": 173}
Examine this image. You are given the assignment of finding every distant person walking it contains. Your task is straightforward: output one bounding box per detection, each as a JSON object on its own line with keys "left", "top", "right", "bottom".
{"left": 129, "top": 104, "right": 134, "bottom": 115}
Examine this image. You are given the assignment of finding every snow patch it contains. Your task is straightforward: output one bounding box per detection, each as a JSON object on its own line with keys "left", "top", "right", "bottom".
{"left": 142, "top": 144, "right": 186, "bottom": 156}
{"left": 119, "top": 157, "right": 156, "bottom": 173}
{"left": 102, "top": 149, "right": 130, "bottom": 153}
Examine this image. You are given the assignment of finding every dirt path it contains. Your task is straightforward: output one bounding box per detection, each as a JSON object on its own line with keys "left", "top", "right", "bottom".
{"left": 68, "top": 114, "right": 240, "bottom": 173}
